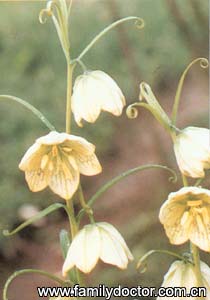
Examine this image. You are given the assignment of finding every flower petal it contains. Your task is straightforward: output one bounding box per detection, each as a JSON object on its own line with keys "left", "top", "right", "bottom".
{"left": 36, "top": 131, "right": 70, "bottom": 145}
{"left": 73, "top": 152, "right": 102, "bottom": 176}
{"left": 159, "top": 200, "right": 189, "bottom": 245}
{"left": 98, "top": 222, "right": 133, "bottom": 260}
{"left": 62, "top": 225, "right": 101, "bottom": 274}
{"left": 189, "top": 208, "right": 210, "bottom": 252}
{"left": 49, "top": 155, "right": 79, "bottom": 200}
{"left": 99, "top": 226, "right": 129, "bottom": 269}
{"left": 19, "top": 143, "right": 50, "bottom": 192}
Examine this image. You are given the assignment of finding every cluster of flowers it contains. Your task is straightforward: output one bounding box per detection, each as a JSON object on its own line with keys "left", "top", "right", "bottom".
{"left": 18, "top": 66, "right": 210, "bottom": 298}
{"left": 19, "top": 71, "right": 133, "bottom": 276}
{"left": 5, "top": 1, "right": 209, "bottom": 299}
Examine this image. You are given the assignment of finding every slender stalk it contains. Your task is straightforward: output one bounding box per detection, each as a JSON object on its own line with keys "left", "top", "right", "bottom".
{"left": 0, "top": 95, "right": 55, "bottom": 131}
{"left": 64, "top": 45, "right": 84, "bottom": 288}
{"left": 3, "top": 269, "right": 67, "bottom": 300}
{"left": 137, "top": 249, "right": 187, "bottom": 271}
{"left": 65, "top": 61, "right": 74, "bottom": 134}
{"left": 66, "top": 199, "right": 84, "bottom": 286}
{"left": 78, "top": 184, "right": 95, "bottom": 223}
{"left": 66, "top": 199, "right": 78, "bottom": 237}
{"left": 77, "top": 16, "right": 144, "bottom": 61}
{"left": 78, "top": 164, "right": 177, "bottom": 222}
{"left": 171, "top": 57, "right": 208, "bottom": 125}
{"left": 191, "top": 243, "right": 204, "bottom": 290}
{"left": 182, "top": 174, "right": 188, "bottom": 187}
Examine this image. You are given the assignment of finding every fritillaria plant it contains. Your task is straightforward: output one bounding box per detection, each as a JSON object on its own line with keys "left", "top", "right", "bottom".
{"left": 1, "top": 1, "right": 210, "bottom": 299}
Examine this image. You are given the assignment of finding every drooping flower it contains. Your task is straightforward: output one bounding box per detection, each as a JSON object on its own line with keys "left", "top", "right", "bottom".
{"left": 159, "top": 186, "right": 210, "bottom": 252}
{"left": 71, "top": 70, "right": 126, "bottom": 126}
{"left": 62, "top": 222, "right": 133, "bottom": 275}
{"left": 174, "top": 126, "right": 210, "bottom": 178}
{"left": 157, "top": 260, "right": 210, "bottom": 300}
{"left": 19, "top": 131, "right": 102, "bottom": 200}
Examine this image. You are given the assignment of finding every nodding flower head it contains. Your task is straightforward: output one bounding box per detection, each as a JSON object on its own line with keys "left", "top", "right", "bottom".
{"left": 159, "top": 186, "right": 210, "bottom": 252}
{"left": 62, "top": 222, "right": 133, "bottom": 274}
{"left": 19, "top": 131, "right": 102, "bottom": 200}
{"left": 71, "top": 70, "right": 126, "bottom": 127}
{"left": 157, "top": 260, "right": 210, "bottom": 300}
{"left": 174, "top": 126, "right": 210, "bottom": 178}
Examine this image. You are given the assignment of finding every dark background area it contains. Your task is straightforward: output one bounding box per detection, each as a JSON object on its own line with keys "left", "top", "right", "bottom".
{"left": 0, "top": 0, "right": 209, "bottom": 299}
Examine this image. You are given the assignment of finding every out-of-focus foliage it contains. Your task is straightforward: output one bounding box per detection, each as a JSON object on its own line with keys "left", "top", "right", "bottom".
{"left": 0, "top": 0, "right": 208, "bottom": 289}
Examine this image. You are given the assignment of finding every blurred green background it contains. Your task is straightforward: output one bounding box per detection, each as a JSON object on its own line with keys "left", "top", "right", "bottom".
{"left": 0, "top": 0, "right": 208, "bottom": 299}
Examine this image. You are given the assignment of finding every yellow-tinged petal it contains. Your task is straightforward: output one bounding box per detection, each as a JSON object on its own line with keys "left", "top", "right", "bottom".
{"left": 19, "top": 131, "right": 101, "bottom": 200}
{"left": 19, "top": 142, "right": 44, "bottom": 171}
{"left": 159, "top": 200, "right": 188, "bottom": 245}
{"left": 25, "top": 169, "right": 49, "bottom": 192}
{"left": 73, "top": 152, "right": 102, "bottom": 175}
{"left": 49, "top": 155, "right": 79, "bottom": 200}
{"left": 159, "top": 186, "right": 210, "bottom": 251}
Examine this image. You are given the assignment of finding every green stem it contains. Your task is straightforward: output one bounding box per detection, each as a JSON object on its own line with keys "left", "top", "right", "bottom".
{"left": 3, "top": 269, "right": 67, "bottom": 300}
{"left": 137, "top": 249, "right": 186, "bottom": 271}
{"left": 182, "top": 174, "right": 188, "bottom": 187}
{"left": 74, "top": 59, "right": 87, "bottom": 72}
{"left": 3, "top": 203, "right": 67, "bottom": 237}
{"left": 78, "top": 164, "right": 177, "bottom": 222}
{"left": 191, "top": 243, "right": 204, "bottom": 289}
{"left": 65, "top": 61, "right": 74, "bottom": 134}
{"left": 195, "top": 178, "right": 203, "bottom": 187}
{"left": 78, "top": 184, "right": 95, "bottom": 223}
{"left": 0, "top": 95, "right": 55, "bottom": 131}
{"left": 77, "top": 16, "right": 144, "bottom": 61}
{"left": 171, "top": 57, "right": 208, "bottom": 125}
{"left": 66, "top": 199, "right": 84, "bottom": 286}
{"left": 66, "top": 199, "right": 78, "bottom": 237}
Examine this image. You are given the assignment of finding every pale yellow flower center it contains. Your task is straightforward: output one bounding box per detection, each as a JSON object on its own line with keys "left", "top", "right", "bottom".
{"left": 40, "top": 144, "right": 74, "bottom": 175}
{"left": 187, "top": 200, "right": 203, "bottom": 207}
{"left": 181, "top": 200, "right": 204, "bottom": 227}
{"left": 52, "top": 145, "right": 58, "bottom": 157}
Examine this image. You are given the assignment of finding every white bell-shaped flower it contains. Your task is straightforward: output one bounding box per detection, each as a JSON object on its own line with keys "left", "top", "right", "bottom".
{"left": 174, "top": 126, "right": 210, "bottom": 178}
{"left": 62, "top": 222, "right": 133, "bottom": 274}
{"left": 71, "top": 70, "right": 126, "bottom": 126}
{"left": 157, "top": 260, "right": 210, "bottom": 300}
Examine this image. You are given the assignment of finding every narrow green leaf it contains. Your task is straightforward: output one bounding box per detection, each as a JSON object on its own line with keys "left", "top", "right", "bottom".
{"left": 78, "top": 164, "right": 177, "bottom": 222}
{"left": 3, "top": 269, "right": 67, "bottom": 300}
{"left": 171, "top": 57, "right": 208, "bottom": 125}
{"left": 0, "top": 95, "right": 55, "bottom": 131}
{"left": 60, "top": 229, "right": 71, "bottom": 259}
{"left": 3, "top": 203, "right": 66, "bottom": 236}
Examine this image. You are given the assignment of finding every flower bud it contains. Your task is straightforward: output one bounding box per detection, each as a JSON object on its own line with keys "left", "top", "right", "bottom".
{"left": 62, "top": 222, "right": 133, "bottom": 274}
{"left": 174, "top": 126, "right": 210, "bottom": 178}
{"left": 72, "top": 70, "right": 126, "bottom": 126}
